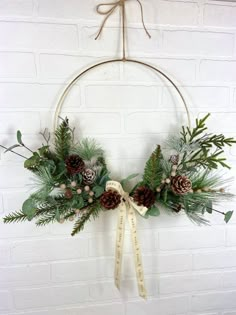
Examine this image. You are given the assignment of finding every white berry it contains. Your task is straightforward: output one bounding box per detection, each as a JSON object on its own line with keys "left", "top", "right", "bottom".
{"left": 165, "top": 178, "right": 171, "bottom": 184}
{"left": 84, "top": 186, "right": 90, "bottom": 192}
{"left": 60, "top": 184, "right": 66, "bottom": 190}
{"left": 89, "top": 191, "right": 94, "bottom": 196}
{"left": 71, "top": 181, "right": 77, "bottom": 187}
{"left": 77, "top": 188, "right": 82, "bottom": 194}
{"left": 171, "top": 171, "right": 176, "bottom": 177}
{"left": 156, "top": 187, "right": 161, "bottom": 192}
{"left": 88, "top": 198, "right": 93, "bottom": 203}
{"left": 161, "top": 179, "right": 166, "bottom": 184}
{"left": 172, "top": 165, "right": 178, "bottom": 171}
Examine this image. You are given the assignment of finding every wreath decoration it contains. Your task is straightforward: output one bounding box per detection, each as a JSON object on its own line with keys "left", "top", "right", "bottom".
{"left": 1, "top": 0, "right": 236, "bottom": 299}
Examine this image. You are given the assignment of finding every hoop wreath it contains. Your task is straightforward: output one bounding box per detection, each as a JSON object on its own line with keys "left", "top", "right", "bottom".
{"left": 1, "top": 0, "right": 236, "bottom": 300}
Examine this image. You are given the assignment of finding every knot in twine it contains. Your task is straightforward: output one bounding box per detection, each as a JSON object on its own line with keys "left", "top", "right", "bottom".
{"left": 95, "top": 0, "right": 151, "bottom": 40}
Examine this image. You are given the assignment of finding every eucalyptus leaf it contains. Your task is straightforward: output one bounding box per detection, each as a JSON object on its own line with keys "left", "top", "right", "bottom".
{"left": 121, "top": 173, "right": 139, "bottom": 187}
{"left": 206, "top": 200, "right": 213, "bottom": 214}
{"left": 224, "top": 211, "right": 233, "bottom": 223}
{"left": 17, "top": 130, "right": 23, "bottom": 145}
{"left": 55, "top": 208, "right": 61, "bottom": 222}
{"left": 4, "top": 144, "right": 21, "bottom": 153}
{"left": 22, "top": 198, "right": 37, "bottom": 220}
{"left": 93, "top": 185, "right": 104, "bottom": 198}
{"left": 146, "top": 205, "right": 160, "bottom": 216}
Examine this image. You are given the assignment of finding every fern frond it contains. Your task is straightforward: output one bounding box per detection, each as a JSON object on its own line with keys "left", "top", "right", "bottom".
{"left": 54, "top": 117, "right": 72, "bottom": 159}
{"left": 143, "top": 145, "right": 163, "bottom": 190}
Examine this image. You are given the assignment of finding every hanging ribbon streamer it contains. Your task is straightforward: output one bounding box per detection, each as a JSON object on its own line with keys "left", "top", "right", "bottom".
{"left": 105, "top": 180, "right": 148, "bottom": 299}
{"left": 95, "top": 0, "right": 151, "bottom": 40}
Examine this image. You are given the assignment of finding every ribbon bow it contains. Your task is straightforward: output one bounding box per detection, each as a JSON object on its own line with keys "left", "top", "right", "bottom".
{"left": 95, "top": 0, "right": 151, "bottom": 40}
{"left": 106, "top": 180, "right": 148, "bottom": 299}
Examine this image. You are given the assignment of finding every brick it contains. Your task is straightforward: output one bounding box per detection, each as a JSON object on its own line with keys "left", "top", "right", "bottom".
{"left": 156, "top": 0, "right": 199, "bottom": 25}
{"left": 81, "top": 27, "right": 160, "bottom": 54}
{"left": 200, "top": 60, "right": 236, "bottom": 82}
{"left": 227, "top": 227, "right": 236, "bottom": 246}
{"left": 0, "top": 264, "right": 50, "bottom": 288}
{"left": 0, "top": 222, "right": 49, "bottom": 239}
{"left": 13, "top": 284, "right": 89, "bottom": 309}
{"left": 61, "top": 112, "right": 121, "bottom": 135}
{"left": 192, "top": 291, "right": 236, "bottom": 312}
{"left": 163, "top": 31, "right": 234, "bottom": 57}
{"left": 204, "top": 4, "right": 236, "bottom": 28}
{"left": 159, "top": 227, "right": 225, "bottom": 250}
{"left": 51, "top": 258, "right": 114, "bottom": 282}
{"left": 159, "top": 272, "right": 221, "bottom": 294}
{"left": 0, "top": 83, "right": 74, "bottom": 109}
{"left": 193, "top": 250, "right": 236, "bottom": 270}
{"left": 0, "top": 242, "right": 11, "bottom": 265}
{"left": 54, "top": 303, "right": 125, "bottom": 315}
{"left": 38, "top": 0, "right": 96, "bottom": 19}
{"left": 0, "top": 112, "right": 40, "bottom": 135}
{"left": 125, "top": 111, "right": 187, "bottom": 134}
{"left": 222, "top": 271, "right": 236, "bottom": 289}
{"left": 0, "top": 193, "right": 3, "bottom": 214}
{"left": 0, "top": 165, "right": 31, "bottom": 188}
{"left": 0, "top": 22, "right": 78, "bottom": 50}
{"left": 0, "top": 290, "right": 13, "bottom": 311}
{"left": 85, "top": 85, "right": 161, "bottom": 109}
{"left": 122, "top": 58, "right": 196, "bottom": 83}
{"left": 163, "top": 86, "right": 230, "bottom": 109}
{"left": 0, "top": 0, "right": 33, "bottom": 16}
{"left": 0, "top": 52, "right": 36, "bottom": 78}
{"left": 11, "top": 238, "right": 88, "bottom": 263}
{"left": 126, "top": 296, "right": 190, "bottom": 315}
{"left": 39, "top": 54, "right": 120, "bottom": 81}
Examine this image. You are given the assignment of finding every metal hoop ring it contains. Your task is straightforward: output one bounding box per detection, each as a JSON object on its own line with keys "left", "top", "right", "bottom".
{"left": 53, "top": 58, "right": 191, "bottom": 131}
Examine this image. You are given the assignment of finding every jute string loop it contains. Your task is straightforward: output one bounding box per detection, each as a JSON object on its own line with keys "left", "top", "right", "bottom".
{"left": 95, "top": 0, "right": 151, "bottom": 41}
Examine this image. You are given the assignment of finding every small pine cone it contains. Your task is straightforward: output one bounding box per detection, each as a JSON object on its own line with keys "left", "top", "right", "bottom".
{"left": 100, "top": 190, "right": 121, "bottom": 210}
{"left": 133, "top": 186, "right": 156, "bottom": 208}
{"left": 82, "top": 168, "right": 96, "bottom": 185}
{"left": 169, "top": 154, "right": 179, "bottom": 165}
{"left": 65, "top": 154, "right": 85, "bottom": 175}
{"left": 171, "top": 175, "right": 192, "bottom": 195}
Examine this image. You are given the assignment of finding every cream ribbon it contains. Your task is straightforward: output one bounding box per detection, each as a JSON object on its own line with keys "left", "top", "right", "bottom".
{"left": 106, "top": 180, "right": 148, "bottom": 299}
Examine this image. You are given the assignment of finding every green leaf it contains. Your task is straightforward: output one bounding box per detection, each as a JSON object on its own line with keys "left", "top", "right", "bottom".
{"left": 24, "top": 154, "right": 40, "bottom": 169}
{"left": 224, "top": 211, "right": 233, "bottom": 223}
{"left": 146, "top": 205, "right": 160, "bottom": 217}
{"left": 93, "top": 185, "right": 104, "bottom": 198}
{"left": 17, "top": 130, "right": 23, "bottom": 145}
{"left": 22, "top": 198, "right": 37, "bottom": 220}
{"left": 55, "top": 208, "right": 61, "bottom": 222}
{"left": 4, "top": 144, "right": 21, "bottom": 153}
{"left": 206, "top": 200, "right": 213, "bottom": 214}
{"left": 121, "top": 173, "right": 139, "bottom": 187}
{"left": 38, "top": 146, "right": 49, "bottom": 157}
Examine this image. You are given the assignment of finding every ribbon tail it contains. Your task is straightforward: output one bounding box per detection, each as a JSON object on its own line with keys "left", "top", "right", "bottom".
{"left": 127, "top": 205, "right": 147, "bottom": 299}
{"left": 114, "top": 203, "right": 126, "bottom": 290}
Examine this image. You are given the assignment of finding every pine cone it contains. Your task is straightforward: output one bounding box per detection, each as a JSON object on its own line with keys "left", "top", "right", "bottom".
{"left": 65, "top": 155, "right": 85, "bottom": 175}
{"left": 100, "top": 190, "right": 121, "bottom": 210}
{"left": 82, "top": 168, "right": 96, "bottom": 185}
{"left": 171, "top": 175, "right": 192, "bottom": 195}
{"left": 133, "top": 186, "right": 156, "bottom": 208}
{"left": 169, "top": 154, "right": 179, "bottom": 165}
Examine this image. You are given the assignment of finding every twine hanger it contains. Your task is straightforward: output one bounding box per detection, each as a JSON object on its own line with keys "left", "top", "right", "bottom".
{"left": 95, "top": 0, "right": 151, "bottom": 60}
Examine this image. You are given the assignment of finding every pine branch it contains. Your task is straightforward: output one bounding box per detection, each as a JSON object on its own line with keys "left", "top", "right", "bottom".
{"left": 54, "top": 117, "right": 72, "bottom": 160}
{"left": 143, "top": 145, "right": 163, "bottom": 190}
{"left": 71, "top": 201, "right": 101, "bottom": 236}
{"left": 3, "top": 210, "right": 28, "bottom": 223}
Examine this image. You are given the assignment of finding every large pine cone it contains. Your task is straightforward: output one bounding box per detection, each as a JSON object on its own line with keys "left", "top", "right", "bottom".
{"left": 133, "top": 186, "right": 156, "bottom": 208}
{"left": 82, "top": 168, "right": 96, "bottom": 185}
{"left": 65, "top": 154, "right": 85, "bottom": 175}
{"left": 171, "top": 175, "right": 192, "bottom": 195}
{"left": 100, "top": 190, "right": 121, "bottom": 210}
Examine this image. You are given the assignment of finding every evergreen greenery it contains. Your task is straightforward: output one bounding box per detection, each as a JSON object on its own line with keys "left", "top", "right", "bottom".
{"left": 143, "top": 145, "right": 163, "bottom": 190}
{"left": 54, "top": 117, "right": 72, "bottom": 160}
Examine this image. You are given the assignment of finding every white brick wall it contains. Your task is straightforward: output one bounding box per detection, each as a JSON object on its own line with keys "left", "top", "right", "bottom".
{"left": 0, "top": 0, "right": 236, "bottom": 314}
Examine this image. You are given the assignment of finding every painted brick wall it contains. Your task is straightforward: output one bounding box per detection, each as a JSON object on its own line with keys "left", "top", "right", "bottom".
{"left": 0, "top": 0, "right": 236, "bottom": 314}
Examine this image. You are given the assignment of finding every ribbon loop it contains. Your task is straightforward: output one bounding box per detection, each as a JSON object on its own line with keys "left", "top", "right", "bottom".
{"left": 106, "top": 180, "right": 147, "bottom": 299}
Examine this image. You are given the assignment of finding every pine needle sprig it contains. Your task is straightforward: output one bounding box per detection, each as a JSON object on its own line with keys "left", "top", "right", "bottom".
{"left": 3, "top": 210, "right": 28, "bottom": 223}
{"left": 54, "top": 117, "right": 73, "bottom": 160}
{"left": 72, "top": 138, "right": 104, "bottom": 161}
{"left": 143, "top": 145, "right": 163, "bottom": 190}
{"left": 71, "top": 201, "right": 101, "bottom": 236}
